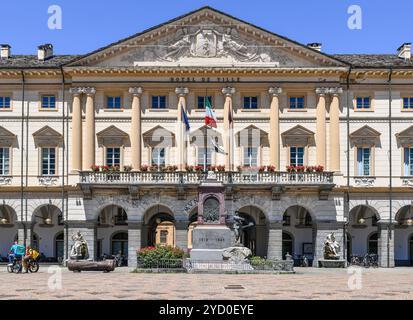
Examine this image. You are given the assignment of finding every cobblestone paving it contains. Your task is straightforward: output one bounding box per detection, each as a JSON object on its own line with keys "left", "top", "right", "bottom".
{"left": 1, "top": 266, "right": 413, "bottom": 300}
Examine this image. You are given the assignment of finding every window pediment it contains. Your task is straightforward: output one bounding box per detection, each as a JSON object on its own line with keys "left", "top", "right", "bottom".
{"left": 96, "top": 125, "right": 130, "bottom": 147}
{"left": 143, "top": 126, "right": 175, "bottom": 147}
{"left": 396, "top": 125, "right": 413, "bottom": 146}
{"left": 32, "top": 126, "right": 62, "bottom": 147}
{"left": 190, "top": 125, "right": 222, "bottom": 147}
{"left": 350, "top": 125, "right": 381, "bottom": 147}
{"left": 0, "top": 126, "right": 16, "bottom": 147}
{"left": 236, "top": 125, "right": 269, "bottom": 147}
{"left": 281, "top": 125, "right": 315, "bottom": 146}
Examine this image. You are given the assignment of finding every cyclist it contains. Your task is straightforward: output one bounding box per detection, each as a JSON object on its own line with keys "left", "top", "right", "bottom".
{"left": 22, "top": 246, "right": 33, "bottom": 273}
{"left": 8, "top": 241, "right": 25, "bottom": 272}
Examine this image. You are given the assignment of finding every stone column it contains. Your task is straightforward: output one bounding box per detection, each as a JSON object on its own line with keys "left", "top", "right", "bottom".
{"left": 175, "top": 87, "right": 189, "bottom": 171}
{"left": 84, "top": 87, "right": 96, "bottom": 171}
{"left": 315, "top": 88, "right": 328, "bottom": 168}
{"left": 66, "top": 221, "right": 96, "bottom": 260}
{"left": 329, "top": 88, "right": 343, "bottom": 172}
{"left": 378, "top": 222, "right": 395, "bottom": 268}
{"left": 129, "top": 87, "right": 143, "bottom": 171}
{"left": 128, "top": 221, "right": 142, "bottom": 268}
{"left": 175, "top": 220, "right": 189, "bottom": 252}
{"left": 312, "top": 221, "right": 343, "bottom": 267}
{"left": 16, "top": 222, "right": 31, "bottom": 247}
{"left": 69, "top": 88, "right": 83, "bottom": 172}
{"left": 222, "top": 87, "right": 236, "bottom": 171}
{"left": 267, "top": 221, "right": 283, "bottom": 260}
{"left": 269, "top": 87, "right": 282, "bottom": 170}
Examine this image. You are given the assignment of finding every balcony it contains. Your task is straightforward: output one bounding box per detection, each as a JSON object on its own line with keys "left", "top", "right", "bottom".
{"left": 79, "top": 171, "right": 334, "bottom": 186}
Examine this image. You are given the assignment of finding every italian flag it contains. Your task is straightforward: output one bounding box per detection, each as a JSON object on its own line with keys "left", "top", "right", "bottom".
{"left": 204, "top": 98, "right": 217, "bottom": 128}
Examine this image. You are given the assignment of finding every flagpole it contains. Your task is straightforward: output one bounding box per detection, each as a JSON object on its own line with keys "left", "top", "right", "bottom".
{"left": 204, "top": 88, "right": 208, "bottom": 173}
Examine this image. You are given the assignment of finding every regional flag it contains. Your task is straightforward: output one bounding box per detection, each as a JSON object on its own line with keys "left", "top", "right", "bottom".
{"left": 181, "top": 101, "right": 190, "bottom": 132}
{"left": 205, "top": 98, "right": 217, "bottom": 128}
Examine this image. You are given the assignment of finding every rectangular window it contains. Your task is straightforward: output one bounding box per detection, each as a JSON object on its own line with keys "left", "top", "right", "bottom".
{"left": 290, "top": 147, "right": 304, "bottom": 166}
{"left": 244, "top": 147, "right": 258, "bottom": 167}
{"left": 41, "top": 147, "right": 56, "bottom": 176}
{"left": 198, "top": 147, "right": 213, "bottom": 167}
{"left": 41, "top": 95, "right": 56, "bottom": 109}
{"left": 289, "top": 96, "right": 305, "bottom": 109}
{"left": 404, "top": 147, "right": 413, "bottom": 176}
{"left": 243, "top": 96, "right": 258, "bottom": 109}
{"left": 403, "top": 97, "right": 413, "bottom": 109}
{"left": 0, "top": 96, "right": 11, "bottom": 109}
{"left": 106, "top": 147, "right": 121, "bottom": 167}
{"left": 357, "top": 147, "right": 371, "bottom": 176}
{"left": 197, "top": 96, "right": 212, "bottom": 109}
{"left": 151, "top": 147, "right": 165, "bottom": 167}
{"left": 151, "top": 96, "right": 166, "bottom": 109}
{"left": 356, "top": 97, "right": 371, "bottom": 109}
{"left": 0, "top": 148, "right": 10, "bottom": 175}
{"left": 160, "top": 230, "right": 168, "bottom": 244}
{"left": 106, "top": 96, "right": 121, "bottom": 109}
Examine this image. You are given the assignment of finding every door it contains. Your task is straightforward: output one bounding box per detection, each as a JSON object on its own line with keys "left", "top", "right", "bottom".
{"left": 410, "top": 236, "right": 413, "bottom": 266}
{"left": 282, "top": 232, "right": 293, "bottom": 259}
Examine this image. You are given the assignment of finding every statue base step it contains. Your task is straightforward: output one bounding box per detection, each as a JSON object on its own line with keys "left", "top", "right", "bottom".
{"left": 318, "top": 259, "right": 347, "bottom": 268}
{"left": 67, "top": 259, "right": 116, "bottom": 272}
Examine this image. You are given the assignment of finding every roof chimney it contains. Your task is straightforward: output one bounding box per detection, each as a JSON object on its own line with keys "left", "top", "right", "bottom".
{"left": 37, "top": 43, "right": 53, "bottom": 61}
{"left": 397, "top": 43, "right": 411, "bottom": 60}
{"left": 307, "top": 43, "right": 322, "bottom": 52}
{"left": 1, "top": 44, "right": 11, "bottom": 59}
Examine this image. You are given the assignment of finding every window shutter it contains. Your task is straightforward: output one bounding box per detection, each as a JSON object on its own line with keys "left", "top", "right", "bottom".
{"left": 404, "top": 148, "right": 410, "bottom": 176}
{"left": 357, "top": 148, "right": 363, "bottom": 176}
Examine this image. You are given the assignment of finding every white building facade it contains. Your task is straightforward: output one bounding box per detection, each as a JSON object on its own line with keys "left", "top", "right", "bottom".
{"left": 1, "top": 6, "right": 413, "bottom": 267}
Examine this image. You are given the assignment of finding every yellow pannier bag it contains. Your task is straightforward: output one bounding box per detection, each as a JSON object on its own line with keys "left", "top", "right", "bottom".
{"left": 31, "top": 249, "right": 40, "bottom": 260}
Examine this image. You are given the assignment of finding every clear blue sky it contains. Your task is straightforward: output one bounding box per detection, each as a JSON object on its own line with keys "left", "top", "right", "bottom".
{"left": 2, "top": 0, "right": 412, "bottom": 55}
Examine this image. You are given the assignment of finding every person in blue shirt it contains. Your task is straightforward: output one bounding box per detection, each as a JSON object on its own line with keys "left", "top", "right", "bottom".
{"left": 8, "top": 241, "right": 25, "bottom": 268}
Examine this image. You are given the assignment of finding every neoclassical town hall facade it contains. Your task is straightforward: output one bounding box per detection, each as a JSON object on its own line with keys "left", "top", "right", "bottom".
{"left": 1, "top": 6, "right": 413, "bottom": 267}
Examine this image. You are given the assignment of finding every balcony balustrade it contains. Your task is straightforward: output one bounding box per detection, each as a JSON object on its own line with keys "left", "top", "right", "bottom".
{"left": 79, "top": 171, "right": 334, "bottom": 186}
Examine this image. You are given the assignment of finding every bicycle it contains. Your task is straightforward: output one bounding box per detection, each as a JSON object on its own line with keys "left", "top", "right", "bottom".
{"left": 7, "top": 256, "right": 23, "bottom": 273}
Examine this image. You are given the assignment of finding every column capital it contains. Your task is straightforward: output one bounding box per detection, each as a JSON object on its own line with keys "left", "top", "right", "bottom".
{"left": 315, "top": 87, "right": 330, "bottom": 96}
{"left": 175, "top": 87, "right": 189, "bottom": 96}
{"left": 129, "top": 87, "right": 143, "bottom": 96}
{"left": 83, "top": 87, "right": 96, "bottom": 96}
{"left": 268, "top": 87, "right": 282, "bottom": 96}
{"left": 69, "top": 87, "right": 83, "bottom": 96}
{"left": 329, "top": 87, "right": 343, "bottom": 95}
{"left": 222, "top": 86, "right": 236, "bottom": 96}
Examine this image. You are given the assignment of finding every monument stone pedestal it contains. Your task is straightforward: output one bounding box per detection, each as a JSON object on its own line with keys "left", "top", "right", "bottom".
{"left": 190, "top": 224, "right": 232, "bottom": 261}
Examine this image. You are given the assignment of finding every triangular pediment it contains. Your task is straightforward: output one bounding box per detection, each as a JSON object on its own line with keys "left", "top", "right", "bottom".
{"left": 143, "top": 126, "right": 175, "bottom": 147}
{"left": 0, "top": 126, "right": 16, "bottom": 147}
{"left": 32, "top": 126, "right": 62, "bottom": 147}
{"left": 350, "top": 125, "right": 381, "bottom": 138}
{"left": 396, "top": 125, "right": 413, "bottom": 138}
{"left": 67, "top": 7, "right": 347, "bottom": 69}
{"left": 281, "top": 125, "right": 315, "bottom": 146}
{"left": 282, "top": 125, "right": 314, "bottom": 137}
{"left": 96, "top": 125, "right": 128, "bottom": 138}
{"left": 97, "top": 125, "right": 129, "bottom": 147}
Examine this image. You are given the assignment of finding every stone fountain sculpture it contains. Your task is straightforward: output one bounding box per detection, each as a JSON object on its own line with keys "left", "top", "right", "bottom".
{"left": 323, "top": 232, "right": 340, "bottom": 260}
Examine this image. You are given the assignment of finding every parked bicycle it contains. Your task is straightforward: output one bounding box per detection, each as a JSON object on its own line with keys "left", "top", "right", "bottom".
{"left": 350, "top": 254, "right": 378, "bottom": 268}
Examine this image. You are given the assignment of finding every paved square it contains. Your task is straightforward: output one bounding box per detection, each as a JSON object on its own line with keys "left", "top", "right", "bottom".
{"left": 1, "top": 266, "right": 413, "bottom": 300}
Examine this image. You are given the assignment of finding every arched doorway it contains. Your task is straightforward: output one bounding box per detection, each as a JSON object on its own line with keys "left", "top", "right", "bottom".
{"left": 143, "top": 205, "right": 175, "bottom": 248}
{"left": 0, "top": 205, "right": 18, "bottom": 260}
{"left": 394, "top": 205, "right": 413, "bottom": 266}
{"left": 368, "top": 232, "right": 378, "bottom": 254}
{"left": 32, "top": 203, "right": 64, "bottom": 262}
{"left": 54, "top": 232, "right": 64, "bottom": 262}
{"left": 236, "top": 206, "right": 267, "bottom": 257}
{"left": 282, "top": 232, "right": 294, "bottom": 259}
{"left": 347, "top": 205, "right": 380, "bottom": 259}
{"left": 111, "top": 231, "right": 128, "bottom": 256}
{"left": 282, "top": 205, "right": 313, "bottom": 264}
{"left": 96, "top": 205, "right": 128, "bottom": 259}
